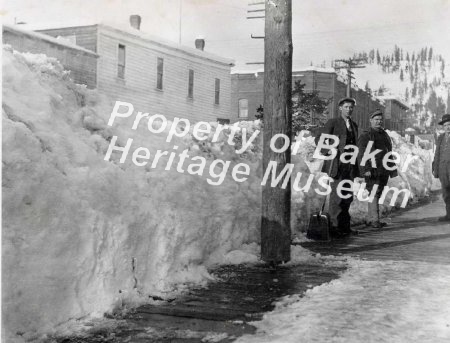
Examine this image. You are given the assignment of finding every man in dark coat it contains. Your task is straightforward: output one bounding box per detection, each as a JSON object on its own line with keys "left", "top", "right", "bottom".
{"left": 315, "top": 97, "right": 359, "bottom": 237}
{"left": 357, "top": 109, "right": 398, "bottom": 228}
{"left": 432, "top": 114, "right": 450, "bottom": 222}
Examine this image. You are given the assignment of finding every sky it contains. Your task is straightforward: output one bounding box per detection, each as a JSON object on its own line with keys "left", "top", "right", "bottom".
{"left": 2, "top": 0, "right": 450, "bottom": 71}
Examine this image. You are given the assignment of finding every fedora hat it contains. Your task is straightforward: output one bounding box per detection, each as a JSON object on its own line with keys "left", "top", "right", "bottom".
{"left": 338, "top": 97, "right": 356, "bottom": 106}
{"left": 438, "top": 114, "right": 450, "bottom": 125}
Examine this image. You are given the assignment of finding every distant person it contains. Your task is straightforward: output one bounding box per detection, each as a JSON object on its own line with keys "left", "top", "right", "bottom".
{"left": 315, "top": 97, "right": 359, "bottom": 237}
{"left": 432, "top": 114, "right": 450, "bottom": 222}
{"left": 357, "top": 109, "right": 397, "bottom": 228}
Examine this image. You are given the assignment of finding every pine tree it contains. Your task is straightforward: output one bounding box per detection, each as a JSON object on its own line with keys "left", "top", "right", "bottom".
{"left": 415, "top": 60, "right": 419, "bottom": 74}
{"left": 406, "top": 52, "right": 410, "bottom": 62}
{"left": 437, "top": 96, "right": 446, "bottom": 117}
{"left": 400, "top": 68, "right": 404, "bottom": 81}
{"left": 376, "top": 49, "right": 381, "bottom": 64}
{"left": 412, "top": 82, "right": 417, "bottom": 97}
{"left": 428, "top": 47, "right": 433, "bottom": 62}
{"left": 394, "top": 45, "right": 400, "bottom": 64}
{"left": 405, "top": 87, "right": 409, "bottom": 101}
{"left": 424, "top": 75, "right": 428, "bottom": 90}
{"left": 409, "top": 68, "right": 414, "bottom": 83}
{"left": 441, "top": 59, "right": 445, "bottom": 78}
{"left": 291, "top": 80, "right": 330, "bottom": 131}
{"left": 412, "top": 52, "right": 415, "bottom": 63}
{"left": 365, "top": 81, "right": 371, "bottom": 94}
{"left": 369, "top": 49, "right": 375, "bottom": 63}
{"left": 419, "top": 82, "right": 425, "bottom": 99}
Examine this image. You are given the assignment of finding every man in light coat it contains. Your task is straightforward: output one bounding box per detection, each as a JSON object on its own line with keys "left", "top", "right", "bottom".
{"left": 432, "top": 114, "right": 450, "bottom": 222}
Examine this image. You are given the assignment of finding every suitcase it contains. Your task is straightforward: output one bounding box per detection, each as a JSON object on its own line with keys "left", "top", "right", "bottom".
{"left": 306, "top": 210, "right": 331, "bottom": 241}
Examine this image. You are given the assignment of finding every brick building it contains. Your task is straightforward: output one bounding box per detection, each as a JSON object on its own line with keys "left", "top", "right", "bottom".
{"left": 231, "top": 67, "right": 386, "bottom": 130}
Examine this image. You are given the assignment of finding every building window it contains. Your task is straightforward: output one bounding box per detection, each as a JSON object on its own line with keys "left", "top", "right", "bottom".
{"left": 238, "top": 99, "right": 249, "bottom": 118}
{"left": 117, "top": 44, "right": 126, "bottom": 79}
{"left": 214, "top": 78, "right": 220, "bottom": 105}
{"left": 188, "top": 69, "right": 194, "bottom": 98}
{"left": 157, "top": 57, "right": 164, "bottom": 90}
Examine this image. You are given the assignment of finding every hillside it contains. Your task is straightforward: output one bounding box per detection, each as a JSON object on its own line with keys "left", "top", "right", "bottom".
{"left": 336, "top": 46, "right": 449, "bottom": 132}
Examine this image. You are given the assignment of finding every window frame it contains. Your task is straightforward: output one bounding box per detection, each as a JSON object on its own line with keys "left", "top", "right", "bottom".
{"left": 214, "top": 78, "right": 220, "bottom": 105}
{"left": 238, "top": 98, "right": 249, "bottom": 118}
{"left": 188, "top": 69, "right": 194, "bottom": 98}
{"left": 117, "top": 44, "right": 126, "bottom": 79}
{"left": 156, "top": 57, "right": 164, "bottom": 90}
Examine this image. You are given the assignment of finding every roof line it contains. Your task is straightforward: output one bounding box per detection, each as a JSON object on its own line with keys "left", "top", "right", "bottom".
{"left": 98, "top": 23, "right": 234, "bottom": 67}
{"left": 3, "top": 24, "right": 99, "bottom": 57}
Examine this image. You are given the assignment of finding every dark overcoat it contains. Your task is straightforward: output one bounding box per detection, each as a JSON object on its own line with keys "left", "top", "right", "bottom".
{"left": 315, "top": 117, "right": 359, "bottom": 178}
{"left": 432, "top": 133, "right": 446, "bottom": 178}
{"left": 357, "top": 128, "right": 398, "bottom": 178}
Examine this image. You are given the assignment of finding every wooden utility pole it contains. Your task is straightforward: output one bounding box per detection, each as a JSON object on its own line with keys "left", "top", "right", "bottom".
{"left": 334, "top": 58, "right": 366, "bottom": 97}
{"left": 261, "top": 0, "right": 292, "bottom": 264}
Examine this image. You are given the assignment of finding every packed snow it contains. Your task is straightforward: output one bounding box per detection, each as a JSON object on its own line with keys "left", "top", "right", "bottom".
{"left": 235, "top": 259, "right": 450, "bottom": 343}
{"left": 2, "top": 46, "right": 436, "bottom": 340}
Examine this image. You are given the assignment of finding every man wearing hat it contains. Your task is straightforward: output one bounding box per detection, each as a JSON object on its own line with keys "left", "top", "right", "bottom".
{"left": 315, "top": 97, "right": 360, "bottom": 237}
{"left": 357, "top": 109, "right": 397, "bottom": 228}
{"left": 432, "top": 114, "right": 450, "bottom": 222}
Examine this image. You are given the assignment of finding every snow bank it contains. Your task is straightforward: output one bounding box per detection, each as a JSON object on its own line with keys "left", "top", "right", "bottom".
{"left": 235, "top": 259, "right": 450, "bottom": 343}
{"left": 290, "top": 129, "right": 434, "bottom": 234}
{"left": 2, "top": 46, "right": 434, "bottom": 340}
{"left": 3, "top": 46, "right": 261, "bottom": 340}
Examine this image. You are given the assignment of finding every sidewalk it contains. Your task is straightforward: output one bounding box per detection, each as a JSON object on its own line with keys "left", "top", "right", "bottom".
{"left": 53, "top": 196, "right": 450, "bottom": 343}
{"left": 302, "top": 195, "right": 450, "bottom": 264}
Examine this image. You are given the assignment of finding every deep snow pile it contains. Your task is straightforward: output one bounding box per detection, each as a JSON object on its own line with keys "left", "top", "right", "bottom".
{"left": 3, "top": 46, "right": 263, "bottom": 340}
{"left": 2, "top": 46, "right": 435, "bottom": 340}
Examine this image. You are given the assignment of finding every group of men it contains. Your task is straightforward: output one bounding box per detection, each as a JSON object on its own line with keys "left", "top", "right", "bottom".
{"left": 316, "top": 97, "right": 450, "bottom": 239}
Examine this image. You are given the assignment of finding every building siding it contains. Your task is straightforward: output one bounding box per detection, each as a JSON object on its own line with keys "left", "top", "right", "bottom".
{"left": 3, "top": 26, "right": 98, "bottom": 89}
{"left": 95, "top": 26, "right": 232, "bottom": 123}
{"left": 37, "top": 25, "right": 99, "bottom": 53}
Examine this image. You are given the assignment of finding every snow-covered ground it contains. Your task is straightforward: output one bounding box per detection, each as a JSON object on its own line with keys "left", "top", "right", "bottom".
{"left": 2, "top": 46, "right": 437, "bottom": 341}
{"left": 236, "top": 258, "right": 450, "bottom": 343}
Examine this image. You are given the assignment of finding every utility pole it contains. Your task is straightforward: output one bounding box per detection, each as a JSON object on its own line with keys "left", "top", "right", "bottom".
{"left": 178, "top": 0, "right": 182, "bottom": 44}
{"left": 261, "top": 0, "right": 292, "bottom": 264}
{"left": 246, "top": 2, "right": 265, "bottom": 65}
{"left": 334, "top": 58, "right": 366, "bottom": 97}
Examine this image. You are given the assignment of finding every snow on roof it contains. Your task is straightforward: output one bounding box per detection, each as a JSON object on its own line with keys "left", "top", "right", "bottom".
{"left": 27, "top": 21, "right": 234, "bottom": 67}
{"left": 99, "top": 23, "right": 234, "bottom": 67}
{"left": 376, "top": 95, "right": 409, "bottom": 109}
{"left": 3, "top": 24, "right": 99, "bottom": 56}
{"left": 231, "top": 65, "right": 336, "bottom": 75}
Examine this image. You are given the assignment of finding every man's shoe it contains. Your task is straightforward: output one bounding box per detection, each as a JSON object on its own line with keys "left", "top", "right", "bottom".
{"left": 438, "top": 216, "right": 450, "bottom": 222}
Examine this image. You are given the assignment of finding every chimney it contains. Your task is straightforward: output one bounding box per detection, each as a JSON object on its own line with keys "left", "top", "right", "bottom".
{"left": 129, "top": 15, "right": 141, "bottom": 30}
{"left": 195, "top": 37, "right": 205, "bottom": 51}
